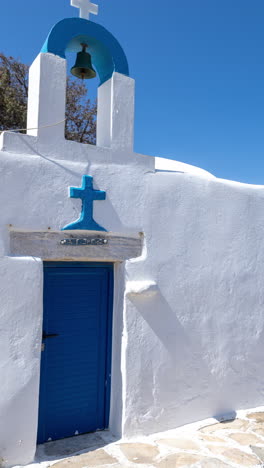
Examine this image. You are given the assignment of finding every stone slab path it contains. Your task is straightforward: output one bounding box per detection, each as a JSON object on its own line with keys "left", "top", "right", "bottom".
{"left": 17, "top": 407, "right": 264, "bottom": 468}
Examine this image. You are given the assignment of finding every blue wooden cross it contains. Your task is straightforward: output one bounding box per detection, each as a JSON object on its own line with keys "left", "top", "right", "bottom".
{"left": 62, "top": 175, "right": 107, "bottom": 231}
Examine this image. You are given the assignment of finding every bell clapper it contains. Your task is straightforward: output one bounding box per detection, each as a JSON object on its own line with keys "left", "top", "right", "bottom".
{"left": 81, "top": 43, "right": 87, "bottom": 80}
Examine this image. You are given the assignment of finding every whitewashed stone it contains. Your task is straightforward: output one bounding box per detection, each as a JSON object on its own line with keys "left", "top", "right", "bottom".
{"left": 200, "top": 419, "right": 250, "bottom": 433}
{"left": 207, "top": 447, "right": 261, "bottom": 466}
{"left": 156, "top": 438, "right": 200, "bottom": 451}
{"left": 251, "top": 446, "right": 264, "bottom": 463}
{"left": 229, "top": 432, "right": 263, "bottom": 446}
{"left": 52, "top": 449, "right": 117, "bottom": 467}
{"left": 247, "top": 412, "right": 264, "bottom": 423}
{"left": 119, "top": 443, "right": 159, "bottom": 464}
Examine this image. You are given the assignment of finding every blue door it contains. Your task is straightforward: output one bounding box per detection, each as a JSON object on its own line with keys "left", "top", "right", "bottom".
{"left": 37, "top": 262, "right": 113, "bottom": 444}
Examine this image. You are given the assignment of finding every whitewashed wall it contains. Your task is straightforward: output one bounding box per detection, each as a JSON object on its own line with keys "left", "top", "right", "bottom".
{"left": 0, "top": 55, "right": 264, "bottom": 465}
{"left": 124, "top": 173, "right": 264, "bottom": 436}
{"left": 0, "top": 257, "right": 43, "bottom": 466}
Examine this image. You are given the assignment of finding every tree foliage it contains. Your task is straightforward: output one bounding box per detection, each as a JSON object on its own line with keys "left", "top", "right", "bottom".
{"left": 0, "top": 53, "right": 96, "bottom": 144}
{"left": 65, "top": 78, "right": 96, "bottom": 144}
{"left": 0, "top": 53, "right": 28, "bottom": 132}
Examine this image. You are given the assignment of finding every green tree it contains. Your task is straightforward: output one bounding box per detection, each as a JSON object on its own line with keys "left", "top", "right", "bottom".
{"left": 0, "top": 53, "right": 96, "bottom": 144}
{"left": 0, "top": 53, "right": 28, "bottom": 132}
{"left": 65, "top": 77, "right": 97, "bottom": 145}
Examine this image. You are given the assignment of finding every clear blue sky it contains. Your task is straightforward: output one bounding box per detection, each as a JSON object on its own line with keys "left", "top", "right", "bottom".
{"left": 0, "top": 0, "right": 263, "bottom": 184}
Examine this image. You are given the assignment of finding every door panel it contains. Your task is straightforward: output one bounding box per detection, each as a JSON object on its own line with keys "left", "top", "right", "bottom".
{"left": 37, "top": 263, "right": 113, "bottom": 444}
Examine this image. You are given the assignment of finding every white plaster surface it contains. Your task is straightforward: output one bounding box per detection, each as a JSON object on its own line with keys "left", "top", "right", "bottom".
{"left": 97, "top": 73, "right": 135, "bottom": 150}
{"left": 125, "top": 281, "right": 158, "bottom": 297}
{"left": 27, "top": 54, "right": 66, "bottom": 141}
{"left": 123, "top": 172, "right": 264, "bottom": 437}
{"left": 0, "top": 257, "right": 43, "bottom": 467}
{"left": 155, "top": 156, "right": 215, "bottom": 178}
{"left": 0, "top": 53, "right": 264, "bottom": 466}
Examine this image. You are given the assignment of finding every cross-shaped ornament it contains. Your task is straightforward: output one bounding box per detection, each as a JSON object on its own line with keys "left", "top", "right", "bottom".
{"left": 62, "top": 175, "right": 107, "bottom": 231}
{"left": 71, "top": 0, "right": 98, "bottom": 20}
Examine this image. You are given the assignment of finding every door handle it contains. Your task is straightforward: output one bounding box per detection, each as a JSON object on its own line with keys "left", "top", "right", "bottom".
{"left": 42, "top": 331, "right": 59, "bottom": 340}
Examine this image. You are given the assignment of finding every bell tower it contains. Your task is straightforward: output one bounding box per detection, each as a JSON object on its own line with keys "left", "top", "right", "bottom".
{"left": 26, "top": 1, "right": 135, "bottom": 151}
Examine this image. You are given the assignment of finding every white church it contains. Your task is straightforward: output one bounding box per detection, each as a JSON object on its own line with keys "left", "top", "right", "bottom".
{"left": 0, "top": 1, "right": 264, "bottom": 466}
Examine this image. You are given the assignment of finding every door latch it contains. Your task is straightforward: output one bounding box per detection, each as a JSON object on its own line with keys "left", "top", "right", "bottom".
{"left": 42, "top": 332, "right": 59, "bottom": 340}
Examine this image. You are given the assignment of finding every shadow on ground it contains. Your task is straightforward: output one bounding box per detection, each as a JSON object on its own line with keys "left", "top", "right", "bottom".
{"left": 35, "top": 431, "right": 118, "bottom": 461}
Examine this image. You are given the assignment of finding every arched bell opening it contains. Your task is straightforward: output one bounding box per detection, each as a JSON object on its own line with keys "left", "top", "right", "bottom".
{"left": 41, "top": 18, "right": 129, "bottom": 86}
{"left": 27, "top": 18, "right": 133, "bottom": 150}
{"left": 65, "top": 42, "right": 100, "bottom": 145}
{"left": 49, "top": 19, "right": 130, "bottom": 147}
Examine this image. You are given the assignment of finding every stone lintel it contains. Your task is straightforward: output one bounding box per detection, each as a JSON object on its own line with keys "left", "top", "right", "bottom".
{"left": 9, "top": 230, "right": 143, "bottom": 262}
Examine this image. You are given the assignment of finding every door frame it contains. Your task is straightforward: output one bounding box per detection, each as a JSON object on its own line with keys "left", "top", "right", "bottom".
{"left": 40, "top": 261, "right": 114, "bottom": 436}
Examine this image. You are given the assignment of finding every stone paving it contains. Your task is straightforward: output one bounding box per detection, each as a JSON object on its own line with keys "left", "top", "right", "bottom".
{"left": 21, "top": 407, "right": 264, "bottom": 468}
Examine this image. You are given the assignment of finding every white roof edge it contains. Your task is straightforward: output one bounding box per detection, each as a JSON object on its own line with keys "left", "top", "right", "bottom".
{"left": 155, "top": 157, "right": 215, "bottom": 179}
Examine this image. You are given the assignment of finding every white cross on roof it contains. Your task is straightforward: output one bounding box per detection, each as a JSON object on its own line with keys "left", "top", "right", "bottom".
{"left": 71, "top": 0, "right": 99, "bottom": 20}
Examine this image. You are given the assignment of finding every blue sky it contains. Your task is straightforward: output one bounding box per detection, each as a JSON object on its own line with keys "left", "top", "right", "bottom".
{"left": 0, "top": 0, "right": 263, "bottom": 184}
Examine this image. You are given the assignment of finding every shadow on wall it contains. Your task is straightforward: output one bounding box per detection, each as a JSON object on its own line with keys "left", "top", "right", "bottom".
{"left": 126, "top": 288, "right": 238, "bottom": 432}
{"left": 110, "top": 262, "right": 126, "bottom": 437}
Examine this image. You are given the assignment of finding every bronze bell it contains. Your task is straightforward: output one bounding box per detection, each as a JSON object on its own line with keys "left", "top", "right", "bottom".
{"left": 71, "top": 44, "right": 96, "bottom": 80}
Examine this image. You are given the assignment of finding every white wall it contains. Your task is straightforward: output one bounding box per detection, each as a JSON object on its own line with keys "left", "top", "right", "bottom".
{"left": 123, "top": 172, "right": 264, "bottom": 436}
{"left": 0, "top": 257, "right": 43, "bottom": 467}
{"left": 0, "top": 55, "right": 264, "bottom": 465}
{"left": 0, "top": 128, "right": 154, "bottom": 465}
{"left": 2, "top": 131, "right": 264, "bottom": 452}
